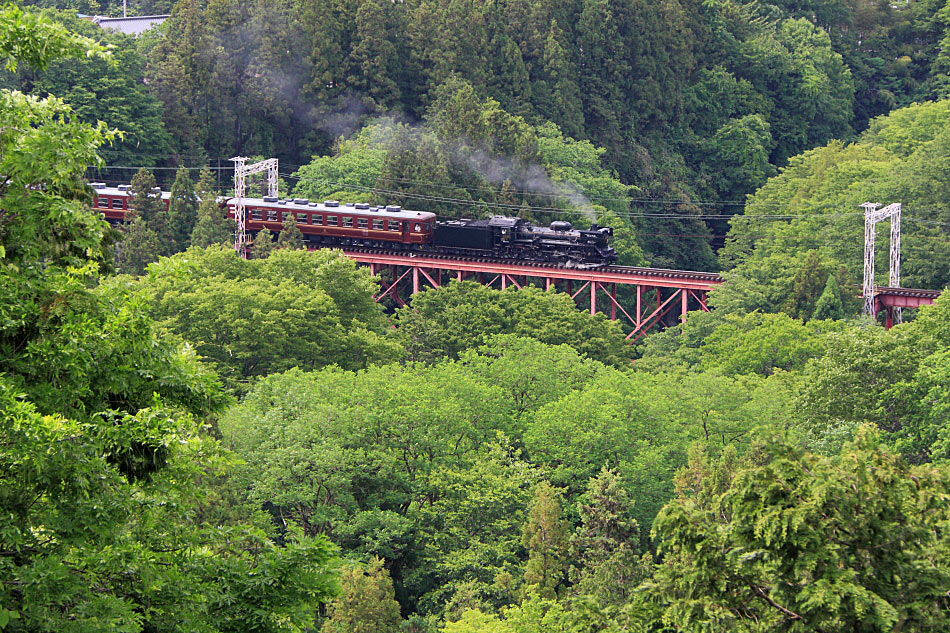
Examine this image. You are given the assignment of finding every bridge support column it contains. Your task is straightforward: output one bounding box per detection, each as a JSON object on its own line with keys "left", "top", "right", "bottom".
{"left": 636, "top": 286, "right": 642, "bottom": 328}
{"left": 590, "top": 282, "right": 597, "bottom": 315}
{"left": 611, "top": 284, "right": 617, "bottom": 320}
{"left": 412, "top": 266, "right": 419, "bottom": 295}
{"left": 681, "top": 288, "right": 688, "bottom": 322}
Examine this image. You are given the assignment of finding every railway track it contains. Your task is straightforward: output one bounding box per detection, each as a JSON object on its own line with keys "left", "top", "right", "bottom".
{"left": 336, "top": 245, "right": 724, "bottom": 283}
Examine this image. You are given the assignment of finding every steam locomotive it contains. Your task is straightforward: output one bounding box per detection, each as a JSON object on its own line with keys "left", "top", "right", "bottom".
{"left": 90, "top": 184, "right": 617, "bottom": 267}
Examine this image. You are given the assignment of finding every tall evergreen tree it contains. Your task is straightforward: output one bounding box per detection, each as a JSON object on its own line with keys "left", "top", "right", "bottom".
{"left": 536, "top": 20, "right": 585, "bottom": 138}
{"left": 521, "top": 482, "right": 569, "bottom": 600}
{"left": 812, "top": 272, "right": 846, "bottom": 320}
{"left": 321, "top": 558, "right": 403, "bottom": 633}
{"left": 569, "top": 467, "right": 648, "bottom": 605}
{"left": 277, "top": 214, "right": 305, "bottom": 250}
{"left": 254, "top": 228, "right": 275, "bottom": 259}
{"left": 130, "top": 167, "right": 173, "bottom": 257}
{"left": 189, "top": 169, "right": 233, "bottom": 249}
{"left": 351, "top": 0, "right": 405, "bottom": 111}
{"left": 489, "top": 34, "right": 532, "bottom": 118}
{"left": 783, "top": 250, "right": 828, "bottom": 319}
{"left": 168, "top": 166, "right": 199, "bottom": 253}
{"left": 576, "top": 0, "right": 628, "bottom": 151}
{"left": 116, "top": 207, "right": 160, "bottom": 275}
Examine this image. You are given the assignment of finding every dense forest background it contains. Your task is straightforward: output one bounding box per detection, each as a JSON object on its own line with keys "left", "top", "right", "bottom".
{"left": 4, "top": 3, "right": 950, "bottom": 633}
{"left": 8, "top": 0, "right": 950, "bottom": 271}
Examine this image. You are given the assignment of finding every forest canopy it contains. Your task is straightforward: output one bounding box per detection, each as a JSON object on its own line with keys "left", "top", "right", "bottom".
{"left": 4, "top": 3, "right": 950, "bottom": 632}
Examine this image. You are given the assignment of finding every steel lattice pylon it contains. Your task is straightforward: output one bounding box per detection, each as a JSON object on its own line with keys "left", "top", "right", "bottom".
{"left": 230, "top": 157, "right": 278, "bottom": 256}
{"left": 862, "top": 202, "right": 901, "bottom": 323}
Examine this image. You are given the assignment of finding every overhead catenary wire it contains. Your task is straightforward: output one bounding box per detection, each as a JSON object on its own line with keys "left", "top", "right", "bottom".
{"left": 94, "top": 164, "right": 950, "bottom": 227}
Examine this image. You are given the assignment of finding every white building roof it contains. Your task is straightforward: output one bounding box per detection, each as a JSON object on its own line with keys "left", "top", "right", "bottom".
{"left": 92, "top": 15, "right": 168, "bottom": 36}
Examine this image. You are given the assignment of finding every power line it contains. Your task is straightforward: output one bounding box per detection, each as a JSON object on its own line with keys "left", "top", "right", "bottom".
{"left": 95, "top": 164, "right": 950, "bottom": 227}
{"left": 281, "top": 172, "right": 889, "bottom": 221}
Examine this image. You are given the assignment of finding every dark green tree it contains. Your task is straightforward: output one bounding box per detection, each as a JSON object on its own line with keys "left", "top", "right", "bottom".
{"left": 254, "top": 228, "right": 275, "bottom": 259}
{"left": 351, "top": 0, "right": 406, "bottom": 111}
{"left": 168, "top": 166, "right": 199, "bottom": 252}
{"left": 812, "top": 273, "right": 846, "bottom": 320}
{"left": 277, "top": 214, "right": 305, "bottom": 250}
{"left": 650, "top": 428, "right": 950, "bottom": 632}
{"left": 535, "top": 20, "right": 584, "bottom": 138}
{"left": 488, "top": 34, "right": 532, "bottom": 118}
{"left": 321, "top": 558, "right": 403, "bottom": 633}
{"left": 782, "top": 250, "right": 828, "bottom": 319}
{"left": 129, "top": 167, "right": 172, "bottom": 258}
{"left": 575, "top": 0, "right": 627, "bottom": 152}
{"left": 115, "top": 206, "right": 160, "bottom": 275}
{"left": 521, "top": 482, "right": 569, "bottom": 600}
{"left": 568, "top": 467, "right": 647, "bottom": 606}
{"left": 190, "top": 169, "right": 233, "bottom": 248}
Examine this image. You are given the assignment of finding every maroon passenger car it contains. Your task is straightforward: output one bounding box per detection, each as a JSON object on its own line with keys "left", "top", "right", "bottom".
{"left": 225, "top": 197, "right": 437, "bottom": 249}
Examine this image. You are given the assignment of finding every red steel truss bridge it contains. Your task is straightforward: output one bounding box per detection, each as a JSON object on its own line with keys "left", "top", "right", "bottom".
{"left": 344, "top": 249, "right": 723, "bottom": 341}
{"left": 871, "top": 287, "right": 943, "bottom": 328}
{"left": 341, "top": 249, "right": 943, "bottom": 339}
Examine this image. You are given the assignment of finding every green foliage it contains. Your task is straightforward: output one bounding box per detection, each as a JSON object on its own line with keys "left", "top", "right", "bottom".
{"left": 722, "top": 99, "right": 950, "bottom": 310}
{"left": 7, "top": 11, "right": 172, "bottom": 166}
{"left": 799, "top": 292, "right": 950, "bottom": 462}
{"left": 189, "top": 169, "right": 233, "bottom": 248}
{"left": 395, "top": 281, "right": 631, "bottom": 367}
{"left": 0, "top": 10, "right": 342, "bottom": 632}
{"left": 127, "top": 247, "right": 401, "bottom": 386}
{"left": 568, "top": 467, "right": 649, "bottom": 607}
{"left": 521, "top": 482, "right": 569, "bottom": 600}
{"left": 0, "top": 5, "right": 109, "bottom": 72}
{"left": 649, "top": 427, "right": 950, "bottom": 632}
{"left": 524, "top": 367, "right": 791, "bottom": 536}
{"left": 322, "top": 558, "right": 403, "bottom": 633}
{"left": 277, "top": 213, "right": 305, "bottom": 250}
{"left": 812, "top": 273, "right": 846, "bottom": 320}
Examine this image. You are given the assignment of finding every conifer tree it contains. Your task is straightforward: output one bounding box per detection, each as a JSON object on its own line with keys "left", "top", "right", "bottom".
{"left": 277, "top": 214, "right": 305, "bottom": 250}
{"left": 321, "top": 557, "right": 403, "bottom": 633}
{"left": 115, "top": 206, "right": 160, "bottom": 275}
{"left": 254, "top": 228, "right": 275, "bottom": 259}
{"left": 189, "top": 169, "right": 233, "bottom": 248}
{"left": 522, "top": 481, "right": 568, "bottom": 599}
{"left": 489, "top": 34, "right": 531, "bottom": 117}
{"left": 537, "top": 20, "right": 584, "bottom": 138}
{"left": 783, "top": 250, "right": 828, "bottom": 319}
{"left": 130, "top": 167, "right": 174, "bottom": 259}
{"left": 569, "top": 467, "right": 648, "bottom": 605}
{"left": 168, "top": 165, "right": 199, "bottom": 252}
{"left": 812, "top": 273, "right": 846, "bottom": 320}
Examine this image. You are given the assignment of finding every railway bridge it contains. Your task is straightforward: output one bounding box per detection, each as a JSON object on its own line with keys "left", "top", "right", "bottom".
{"left": 341, "top": 249, "right": 942, "bottom": 338}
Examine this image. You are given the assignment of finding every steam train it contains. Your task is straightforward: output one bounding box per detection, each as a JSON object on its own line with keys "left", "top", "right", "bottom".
{"left": 90, "top": 183, "right": 617, "bottom": 267}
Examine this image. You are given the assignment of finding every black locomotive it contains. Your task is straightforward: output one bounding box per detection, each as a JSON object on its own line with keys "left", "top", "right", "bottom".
{"left": 432, "top": 216, "right": 616, "bottom": 267}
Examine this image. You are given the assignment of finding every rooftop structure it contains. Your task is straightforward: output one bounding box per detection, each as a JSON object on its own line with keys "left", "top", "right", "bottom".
{"left": 91, "top": 14, "right": 168, "bottom": 35}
